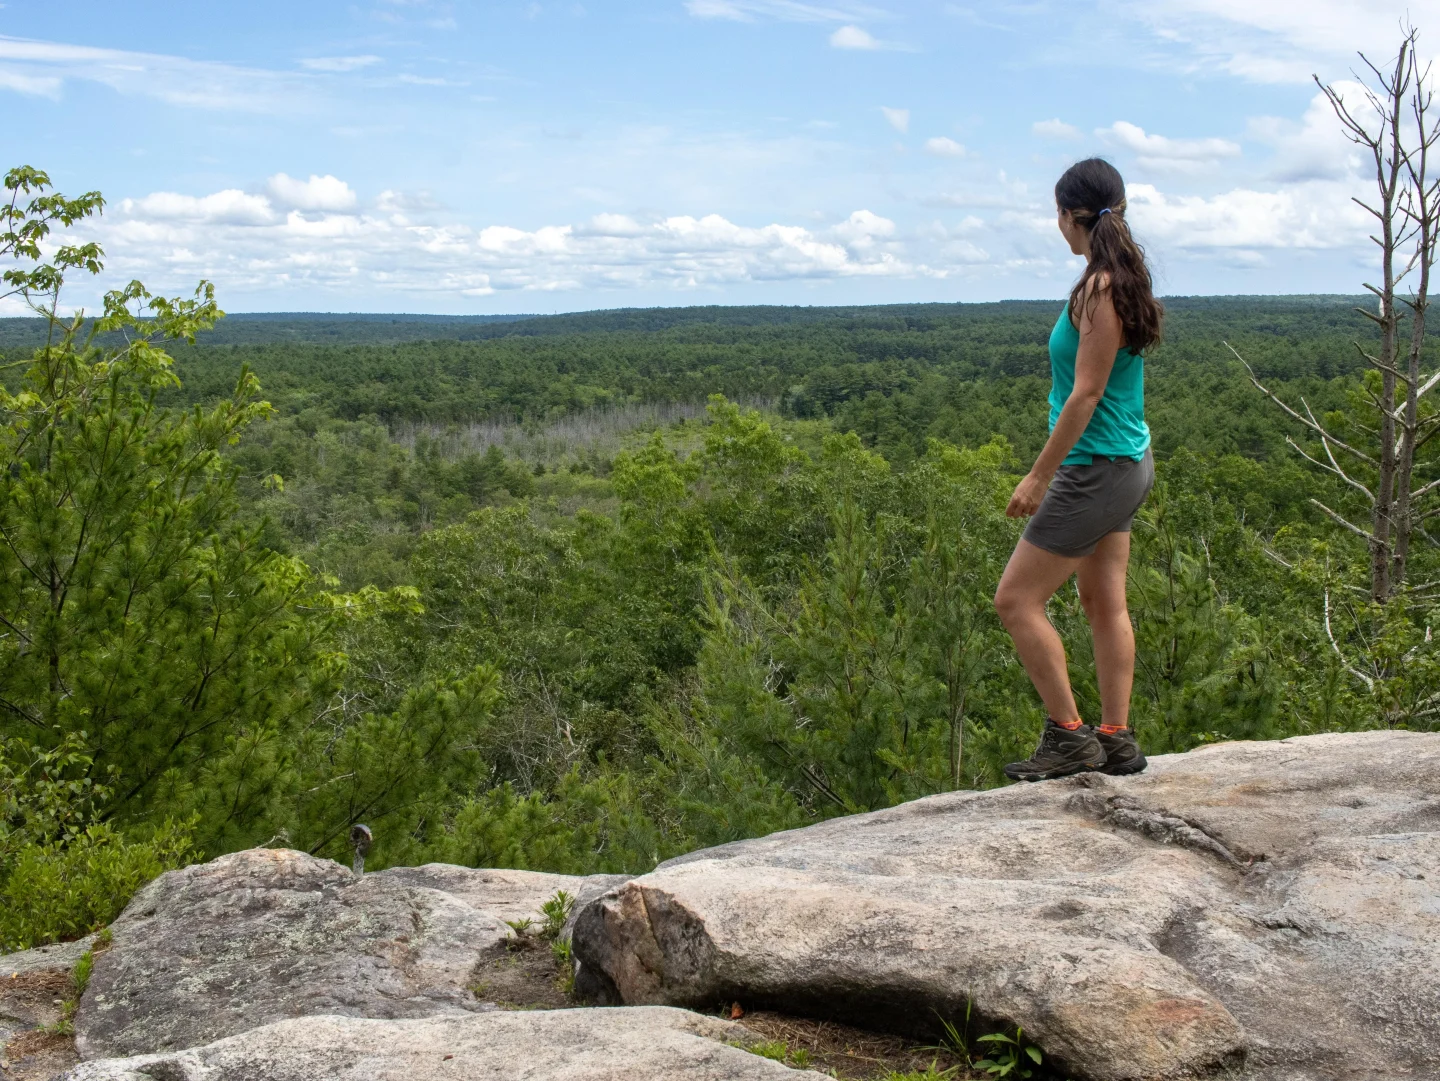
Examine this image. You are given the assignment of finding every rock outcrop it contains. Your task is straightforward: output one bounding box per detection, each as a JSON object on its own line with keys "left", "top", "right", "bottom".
{"left": 571, "top": 731, "right": 1440, "bottom": 1081}
{"left": 74, "top": 848, "right": 618, "bottom": 1060}
{"left": 4, "top": 731, "right": 1433, "bottom": 1081}
{"left": 60, "top": 1007, "right": 825, "bottom": 1081}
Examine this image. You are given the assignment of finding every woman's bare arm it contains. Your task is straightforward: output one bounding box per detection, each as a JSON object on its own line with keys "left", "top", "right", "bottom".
{"left": 1006, "top": 282, "right": 1125, "bottom": 518}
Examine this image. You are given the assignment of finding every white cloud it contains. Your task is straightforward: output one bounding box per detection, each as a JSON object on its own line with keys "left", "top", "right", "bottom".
{"left": 831, "top": 25, "right": 880, "bottom": 49}
{"left": 1126, "top": 180, "right": 1367, "bottom": 251}
{"left": 265, "top": 174, "right": 359, "bottom": 212}
{"left": 1032, "top": 118, "right": 1080, "bottom": 140}
{"left": 375, "top": 189, "right": 444, "bottom": 215}
{"left": 581, "top": 213, "right": 648, "bottom": 237}
{"left": 881, "top": 106, "right": 909, "bottom": 132}
{"left": 395, "top": 73, "right": 464, "bottom": 86}
{"left": 69, "top": 170, "right": 1375, "bottom": 304}
{"left": 924, "top": 136, "right": 965, "bottom": 157}
{"left": 1097, "top": 120, "right": 1242, "bottom": 172}
{"left": 0, "top": 34, "right": 312, "bottom": 112}
{"left": 76, "top": 179, "right": 959, "bottom": 303}
{"left": 0, "top": 67, "right": 61, "bottom": 96}
{"left": 120, "top": 190, "right": 276, "bottom": 227}
{"left": 685, "top": 0, "right": 754, "bottom": 16}
{"left": 1248, "top": 82, "right": 1368, "bottom": 182}
{"left": 299, "top": 55, "right": 383, "bottom": 72}
{"left": 685, "top": 0, "right": 885, "bottom": 21}
{"left": 1133, "top": 0, "right": 1440, "bottom": 83}
{"left": 831, "top": 209, "right": 896, "bottom": 247}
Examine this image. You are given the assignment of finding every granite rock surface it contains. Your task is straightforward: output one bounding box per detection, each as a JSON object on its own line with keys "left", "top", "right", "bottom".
{"left": 59, "top": 1007, "right": 827, "bottom": 1081}
{"left": 571, "top": 732, "right": 1440, "bottom": 1081}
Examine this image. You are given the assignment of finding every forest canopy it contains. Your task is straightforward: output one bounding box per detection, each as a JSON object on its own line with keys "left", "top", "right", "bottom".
{"left": 2, "top": 165, "right": 1436, "bottom": 952}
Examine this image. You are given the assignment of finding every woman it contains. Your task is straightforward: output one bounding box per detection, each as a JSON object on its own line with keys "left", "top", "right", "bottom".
{"left": 994, "top": 157, "right": 1160, "bottom": 782}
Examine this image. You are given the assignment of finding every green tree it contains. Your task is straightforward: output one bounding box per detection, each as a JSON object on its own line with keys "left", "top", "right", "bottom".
{"left": 0, "top": 168, "right": 337, "bottom": 845}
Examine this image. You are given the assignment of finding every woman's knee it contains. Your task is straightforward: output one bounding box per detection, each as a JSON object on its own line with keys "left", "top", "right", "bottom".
{"left": 994, "top": 581, "right": 1034, "bottom": 626}
{"left": 1077, "top": 578, "right": 1127, "bottom": 621}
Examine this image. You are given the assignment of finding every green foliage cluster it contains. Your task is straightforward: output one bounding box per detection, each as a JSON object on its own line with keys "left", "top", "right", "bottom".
{"left": 4, "top": 163, "right": 1438, "bottom": 954}
{"left": 0, "top": 732, "right": 195, "bottom": 950}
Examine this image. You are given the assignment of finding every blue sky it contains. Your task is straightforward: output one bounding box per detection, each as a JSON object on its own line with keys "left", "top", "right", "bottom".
{"left": 1, "top": 1, "right": 1430, "bottom": 313}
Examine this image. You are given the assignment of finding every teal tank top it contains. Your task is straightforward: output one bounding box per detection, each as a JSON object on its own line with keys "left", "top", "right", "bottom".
{"left": 1047, "top": 303, "right": 1150, "bottom": 466}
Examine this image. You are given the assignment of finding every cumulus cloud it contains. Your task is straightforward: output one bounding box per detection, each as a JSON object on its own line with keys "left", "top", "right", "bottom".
{"left": 881, "top": 106, "right": 909, "bottom": 132}
{"left": 120, "top": 190, "right": 276, "bottom": 226}
{"left": 78, "top": 178, "right": 961, "bottom": 303}
{"left": 1248, "top": 83, "right": 1367, "bottom": 182}
{"left": 1097, "top": 121, "right": 1242, "bottom": 172}
{"left": 924, "top": 136, "right": 965, "bottom": 157}
{"left": 265, "top": 174, "right": 359, "bottom": 212}
{"left": 1126, "top": 179, "right": 1367, "bottom": 251}
{"left": 375, "top": 189, "right": 445, "bottom": 215}
{"left": 831, "top": 209, "right": 896, "bottom": 247}
{"left": 1032, "top": 118, "right": 1080, "bottom": 140}
{"left": 299, "top": 55, "right": 383, "bottom": 72}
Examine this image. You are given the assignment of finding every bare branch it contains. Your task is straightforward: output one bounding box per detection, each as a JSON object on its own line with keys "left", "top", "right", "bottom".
{"left": 1324, "top": 587, "right": 1376, "bottom": 692}
{"left": 1286, "top": 436, "right": 1375, "bottom": 501}
{"left": 1310, "top": 498, "right": 1377, "bottom": 542}
{"left": 1416, "top": 368, "right": 1440, "bottom": 399}
{"left": 1228, "top": 343, "right": 1379, "bottom": 466}
{"left": 1260, "top": 545, "right": 1293, "bottom": 570}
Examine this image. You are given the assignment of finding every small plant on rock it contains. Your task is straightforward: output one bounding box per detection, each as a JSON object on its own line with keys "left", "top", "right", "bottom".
{"left": 748, "top": 1040, "right": 790, "bottom": 1062}
{"left": 45, "top": 930, "right": 111, "bottom": 1036}
{"left": 540, "top": 889, "right": 575, "bottom": 938}
{"left": 550, "top": 936, "right": 575, "bottom": 994}
{"left": 537, "top": 889, "right": 578, "bottom": 994}
{"left": 922, "top": 1004, "right": 973, "bottom": 1062}
{"left": 740, "top": 1040, "right": 818, "bottom": 1070}
{"left": 973, "top": 1026, "right": 1043, "bottom": 1078}
{"left": 882, "top": 1064, "right": 960, "bottom": 1081}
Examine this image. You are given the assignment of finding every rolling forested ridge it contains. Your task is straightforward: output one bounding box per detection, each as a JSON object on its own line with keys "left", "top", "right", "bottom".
{"left": 3, "top": 168, "right": 1437, "bottom": 952}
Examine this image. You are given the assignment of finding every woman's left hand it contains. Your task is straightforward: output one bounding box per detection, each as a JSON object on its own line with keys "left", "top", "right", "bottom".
{"left": 1006, "top": 472, "right": 1051, "bottom": 518}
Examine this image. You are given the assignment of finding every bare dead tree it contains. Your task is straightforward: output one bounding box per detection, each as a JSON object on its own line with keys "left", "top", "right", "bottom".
{"left": 1237, "top": 26, "right": 1440, "bottom": 606}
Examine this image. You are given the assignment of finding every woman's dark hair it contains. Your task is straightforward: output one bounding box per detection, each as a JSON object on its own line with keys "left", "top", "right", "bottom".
{"left": 1055, "top": 157, "right": 1163, "bottom": 354}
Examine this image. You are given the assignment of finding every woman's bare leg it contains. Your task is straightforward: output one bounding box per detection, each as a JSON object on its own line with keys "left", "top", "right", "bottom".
{"left": 994, "top": 539, "right": 1086, "bottom": 722}
{"left": 1075, "top": 531, "right": 1134, "bottom": 728}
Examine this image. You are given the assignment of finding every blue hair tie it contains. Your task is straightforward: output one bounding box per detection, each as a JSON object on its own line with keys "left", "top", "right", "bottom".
{"left": 1097, "top": 208, "right": 1113, "bottom": 217}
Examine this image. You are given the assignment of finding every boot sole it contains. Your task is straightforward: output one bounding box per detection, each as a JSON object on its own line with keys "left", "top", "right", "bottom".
{"left": 1005, "top": 759, "right": 1106, "bottom": 783}
{"left": 1099, "top": 758, "right": 1147, "bottom": 776}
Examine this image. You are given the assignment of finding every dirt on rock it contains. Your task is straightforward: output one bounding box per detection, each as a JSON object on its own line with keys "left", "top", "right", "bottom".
{"left": 734, "top": 1009, "right": 976, "bottom": 1080}
{"left": 469, "top": 934, "right": 573, "bottom": 1010}
{"left": 2, "top": 1029, "right": 79, "bottom": 1081}
{"left": 1, "top": 967, "right": 80, "bottom": 1081}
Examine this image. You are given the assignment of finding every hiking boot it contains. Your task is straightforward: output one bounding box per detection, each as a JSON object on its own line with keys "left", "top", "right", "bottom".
{"left": 1003, "top": 719, "right": 1106, "bottom": 782}
{"left": 1095, "top": 726, "right": 1147, "bottom": 776}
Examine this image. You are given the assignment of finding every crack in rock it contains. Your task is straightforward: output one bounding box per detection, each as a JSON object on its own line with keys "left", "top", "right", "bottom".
{"left": 1067, "top": 789, "right": 1248, "bottom": 867}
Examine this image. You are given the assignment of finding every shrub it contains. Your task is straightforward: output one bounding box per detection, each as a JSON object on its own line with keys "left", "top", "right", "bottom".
{"left": 0, "top": 819, "right": 194, "bottom": 952}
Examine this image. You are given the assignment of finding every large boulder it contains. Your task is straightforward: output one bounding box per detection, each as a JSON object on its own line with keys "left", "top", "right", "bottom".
{"left": 74, "top": 849, "right": 610, "bottom": 1060}
{"left": 571, "top": 731, "right": 1440, "bottom": 1081}
{"left": 58, "top": 1007, "right": 827, "bottom": 1080}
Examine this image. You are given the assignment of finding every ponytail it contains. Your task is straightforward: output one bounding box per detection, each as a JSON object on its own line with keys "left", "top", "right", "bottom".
{"left": 1056, "top": 158, "right": 1163, "bottom": 354}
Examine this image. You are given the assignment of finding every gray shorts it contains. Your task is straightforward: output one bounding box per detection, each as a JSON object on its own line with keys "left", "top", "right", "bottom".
{"left": 1022, "top": 448, "right": 1154, "bottom": 558}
